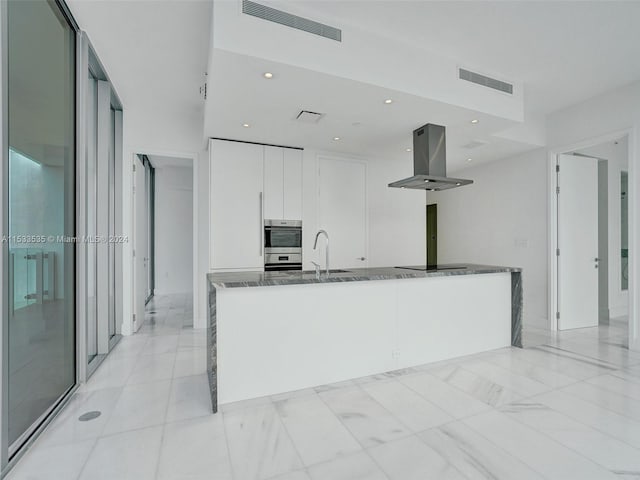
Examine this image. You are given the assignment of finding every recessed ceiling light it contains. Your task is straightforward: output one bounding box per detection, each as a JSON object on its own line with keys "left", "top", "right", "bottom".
{"left": 456, "top": 182, "right": 462, "bottom": 186}
{"left": 406, "top": 148, "right": 412, "bottom": 152}
{"left": 401, "top": 186, "right": 406, "bottom": 189}
{"left": 242, "top": 123, "right": 250, "bottom": 128}
{"left": 263, "top": 72, "right": 273, "bottom": 79}
{"left": 384, "top": 99, "right": 393, "bottom": 104}
{"left": 333, "top": 136, "right": 341, "bottom": 141}
{"left": 466, "top": 158, "right": 472, "bottom": 162}
{"left": 470, "top": 119, "right": 479, "bottom": 124}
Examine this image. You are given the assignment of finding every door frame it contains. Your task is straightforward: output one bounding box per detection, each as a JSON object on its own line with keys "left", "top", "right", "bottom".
{"left": 547, "top": 128, "right": 636, "bottom": 344}
{"left": 132, "top": 155, "right": 147, "bottom": 332}
{"left": 130, "top": 150, "right": 199, "bottom": 334}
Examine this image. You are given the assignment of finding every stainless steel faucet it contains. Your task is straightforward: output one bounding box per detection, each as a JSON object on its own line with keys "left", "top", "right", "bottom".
{"left": 313, "top": 230, "right": 329, "bottom": 275}
{"left": 311, "top": 261, "right": 321, "bottom": 280}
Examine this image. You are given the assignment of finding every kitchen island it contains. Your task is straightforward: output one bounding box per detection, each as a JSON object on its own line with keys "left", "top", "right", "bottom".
{"left": 207, "top": 264, "right": 522, "bottom": 412}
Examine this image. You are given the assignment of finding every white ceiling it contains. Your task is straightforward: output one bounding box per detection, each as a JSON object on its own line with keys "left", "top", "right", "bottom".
{"left": 208, "top": 50, "right": 537, "bottom": 171}
{"left": 274, "top": 0, "right": 640, "bottom": 116}
{"left": 65, "top": 0, "right": 640, "bottom": 171}
{"left": 207, "top": 0, "right": 640, "bottom": 169}
{"left": 67, "top": 0, "right": 212, "bottom": 117}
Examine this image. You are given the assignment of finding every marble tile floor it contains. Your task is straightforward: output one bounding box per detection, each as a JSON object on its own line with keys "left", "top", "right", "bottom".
{"left": 8, "top": 305, "right": 640, "bottom": 480}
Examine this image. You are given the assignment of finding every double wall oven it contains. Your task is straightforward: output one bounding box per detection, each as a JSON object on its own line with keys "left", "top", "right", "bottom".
{"left": 264, "top": 220, "right": 302, "bottom": 271}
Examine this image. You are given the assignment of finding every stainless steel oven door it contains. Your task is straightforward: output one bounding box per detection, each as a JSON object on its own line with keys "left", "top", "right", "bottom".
{"left": 264, "top": 220, "right": 302, "bottom": 250}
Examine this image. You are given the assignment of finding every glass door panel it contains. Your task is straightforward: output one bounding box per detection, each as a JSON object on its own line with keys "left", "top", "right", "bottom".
{"left": 6, "top": 0, "right": 76, "bottom": 453}
{"left": 108, "top": 107, "right": 116, "bottom": 338}
{"left": 87, "top": 71, "right": 98, "bottom": 361}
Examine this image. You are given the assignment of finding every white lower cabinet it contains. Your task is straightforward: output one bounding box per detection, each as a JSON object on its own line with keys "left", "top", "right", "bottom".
{"left": 210, "top": 139, "right": 264, "bottom": 270}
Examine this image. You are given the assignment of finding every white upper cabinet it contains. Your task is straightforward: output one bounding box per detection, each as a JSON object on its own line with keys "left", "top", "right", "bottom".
{"left": 263, "top": 146, "right": 284, "bottom": 220}
{"left": 283, "top": 148, "right": 303, "bottom": 220}
{"left": 210, "top": 139, "right": 264, "bottom": 271}
{"left": 263, "top": 146, "right": 303, "bottom": 221}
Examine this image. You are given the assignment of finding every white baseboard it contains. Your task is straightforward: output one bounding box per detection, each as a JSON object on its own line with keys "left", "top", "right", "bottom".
{"left": 153, "top": 289, "right": 193, "bottom": 296}
{"left": 524, "top": 314, "right": 548, "bottom": 329}
{"left": 610, "top": 305, "right": 629, "bottom": 318}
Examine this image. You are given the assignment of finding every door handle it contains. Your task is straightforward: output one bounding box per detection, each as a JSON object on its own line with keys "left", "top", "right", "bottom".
{"left": 259, "top": 192, "right": 263, "bottom": 256}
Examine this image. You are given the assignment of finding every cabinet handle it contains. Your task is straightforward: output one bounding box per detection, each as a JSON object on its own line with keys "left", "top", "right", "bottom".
{"left": 259, "top": 192, "right": 263, "bottom": 256}
{"left": 357, "top": 257, "right": 366, "bottom": 261}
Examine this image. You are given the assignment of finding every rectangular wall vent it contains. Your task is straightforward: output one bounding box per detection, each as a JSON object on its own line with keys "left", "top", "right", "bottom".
{"left": 242, "top": 0, "right": 342, "bottom": 42}
{"left": 459, "top": 68, "right": 513, "bottom": 95}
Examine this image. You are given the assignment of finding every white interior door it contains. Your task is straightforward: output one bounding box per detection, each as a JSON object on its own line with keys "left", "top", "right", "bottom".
{"left": 133, "top": 156, "right": 148, "bottom": 332}
{"left": 318, "top": 157, "right": 367, "bottom": 269}
{"left": 558, "top": 153, "right": 599, "bottom": 330}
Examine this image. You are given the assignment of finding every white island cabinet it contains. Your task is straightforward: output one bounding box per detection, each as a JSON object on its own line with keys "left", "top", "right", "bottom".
{"left": 207, "top": 265, "right": 523, "bottom": 409}
{"left": 210, "top": 139, "right": 303, "bottom": 271}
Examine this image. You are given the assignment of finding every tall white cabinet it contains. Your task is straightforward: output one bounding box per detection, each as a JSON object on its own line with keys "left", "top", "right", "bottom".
{"left": 210, "top": 140, "right": 265, "bottom": 271}
{"left": 210, "top": 139, "right": 303, "bottom": 271}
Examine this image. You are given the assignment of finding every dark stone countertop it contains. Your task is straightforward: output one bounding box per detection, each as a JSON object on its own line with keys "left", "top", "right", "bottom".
{"left": 207, "top": 264, "right": 522, "bottom": 289}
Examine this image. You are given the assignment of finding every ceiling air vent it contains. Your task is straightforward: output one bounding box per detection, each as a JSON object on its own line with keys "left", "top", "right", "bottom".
{"left": 459, "top": 68, "right": 513, "bottom": 95}
{"left": 242, "top": 0, "right": 342, "bottom": 42}
{"left": 296, "top": 110, "right": 324, "bottom": 124}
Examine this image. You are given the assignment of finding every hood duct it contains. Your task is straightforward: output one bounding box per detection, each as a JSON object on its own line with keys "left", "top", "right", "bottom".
{"left": 388, "top": 123, "right": 473, "bottom": 191}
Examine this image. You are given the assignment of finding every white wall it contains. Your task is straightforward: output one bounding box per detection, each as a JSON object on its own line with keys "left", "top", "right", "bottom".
{"left": 154, "top": 166, "right": 194, "bottom": 295}
{"left": 575, "top": 137, "right": 629, "bottom": 317}
{"left": 430, "top": 149, "right": 549, "bottom": 328}
{"left": 300, "top": 149, "right": 427, "bottom": 270}
{"left": 547, "top": 80, "right": 640, "bottom": 350}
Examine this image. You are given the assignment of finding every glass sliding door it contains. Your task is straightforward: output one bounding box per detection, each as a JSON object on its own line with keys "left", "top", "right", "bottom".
{"left": 108, "top": 106, "right": 116, "bottom": 338}
{"left": 86, "top": 70, "right": 98, "bottom": 363}
{"left": 82, "top": 41, "right": 123, "bottom": 377}
{"left": 6, "top": 0, "right": 76, "bottom": 455}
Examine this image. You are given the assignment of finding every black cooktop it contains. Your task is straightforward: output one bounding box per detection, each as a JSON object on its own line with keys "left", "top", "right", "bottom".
{"left": 395, "top": 265, "right": 469, "bottom": 271}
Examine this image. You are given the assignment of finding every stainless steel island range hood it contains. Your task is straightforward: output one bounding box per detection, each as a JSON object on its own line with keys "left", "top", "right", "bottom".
{"left": 388, "top": 123, "right": 473, "bottom": 191}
